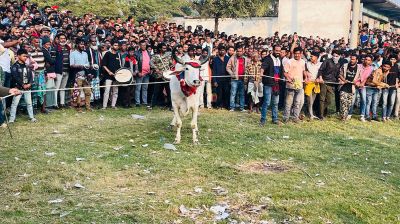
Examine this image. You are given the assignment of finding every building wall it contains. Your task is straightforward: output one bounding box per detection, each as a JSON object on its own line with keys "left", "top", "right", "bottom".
{"left": 171, "top": 17, "right": 279, "bottom": 38}
{"left": 278, "top": 0, "right": 352, "bottom": 40}
{"left": 173, "top": 0, "right": 353, "bottom": 40}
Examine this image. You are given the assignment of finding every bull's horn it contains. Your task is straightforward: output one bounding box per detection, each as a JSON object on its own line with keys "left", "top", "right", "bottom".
{"left": 172, "top": 45, "right": 185, "bottom": 65}
{"left": 162, "top": 69, "right": 184, "bottom": 80}
{"left": 199, "top": 47, "right": 210, "bottom": 65}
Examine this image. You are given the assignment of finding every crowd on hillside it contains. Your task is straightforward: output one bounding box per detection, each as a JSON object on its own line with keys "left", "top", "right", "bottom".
{"left": 1, "top": 0, "right": 400, "bottom": 128}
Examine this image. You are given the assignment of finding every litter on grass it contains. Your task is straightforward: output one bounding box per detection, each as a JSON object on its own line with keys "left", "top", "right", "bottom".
{"left": 131, "top": 114, "right": 145, "bottom": 120}
{"left": 210, "top": 204, "right": 230, "bottom": 221}
{"left": 18, "top": 173, "right": 29, "bottom": 178}
{"left": 179, "top": 205, "right": 189, "bottom": 215}
{"left": 113, "top": 146, "right": 124, "bottom": 151}
{"left": 59, "top": 211, "right": 71, "bottom": 218}
{"left": 45, "top": 152, "right": 56, "bottom": 157}
{"left": 163, "top": 143, "right": 177, "bottom": 151}
{"left": 48, "top": 198, "right": 63, "bottom": 204}
{"left": 212, "top": 186, "right": 228, "bottom": 196}
{"left": 74, "top": 183, "right": 85, "bottom": 189}
{"left": 316, "top": 180, "right": 325, "bottom": 187}
{"left": 194, "top": 187, "right": 203, "bottom": 194}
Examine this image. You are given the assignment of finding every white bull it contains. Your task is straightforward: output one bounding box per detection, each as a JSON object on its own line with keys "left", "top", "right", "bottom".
{"left": 164, "top": 48, "right": 209, "bottom": 144}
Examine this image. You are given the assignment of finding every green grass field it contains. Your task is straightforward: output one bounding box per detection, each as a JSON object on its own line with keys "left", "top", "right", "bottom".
{"left": 0, "top": 108, "right": 399, "bottom": 223}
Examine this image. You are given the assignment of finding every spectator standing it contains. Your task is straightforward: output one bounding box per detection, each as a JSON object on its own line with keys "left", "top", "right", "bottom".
{"left": 227, "top": 46, "right": 248, "bottom": 112}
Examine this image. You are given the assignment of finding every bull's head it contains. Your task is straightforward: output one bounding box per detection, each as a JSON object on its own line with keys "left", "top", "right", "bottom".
{"left": 164, "top": 46, "right": 209, "bottom": 87}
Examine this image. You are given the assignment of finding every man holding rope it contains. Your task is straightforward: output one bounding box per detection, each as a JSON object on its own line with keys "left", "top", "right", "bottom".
{"left": 0, "top": 86, "right": 20, "bottom": 128}
{"left": 282, "top": 47, "right": 307, "bottom": 123}
{"left": 260, "top": 45, "right": 283, "bottom": 125}
{"left": 0, "top": 86, "right": 20, "bottom": 97}
{"left": 317, "top": 50, "right": 341, "bottom": 120}
{"left": 338, "top": 54, "right": 359, "bottom": 121}
{"left": 69, "top": 38, "right": 92, "bottom": 112}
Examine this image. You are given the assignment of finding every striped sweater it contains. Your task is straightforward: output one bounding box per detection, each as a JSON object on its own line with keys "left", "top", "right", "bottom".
{"left": 30, "top": 48, "right": 45, "bottom": 71}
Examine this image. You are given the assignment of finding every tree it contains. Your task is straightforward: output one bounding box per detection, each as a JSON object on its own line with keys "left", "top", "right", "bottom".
{"left": 31, "top": 0, "right": 192, "bottom": 19}
{"left": 129, "top": 0, "right": 191, "bottom": 21}
{"left": 192, "top": 0, "right": 272, "bottom": 35}
{"left": 31, "top": 0, "right": 129, "bottom": 17}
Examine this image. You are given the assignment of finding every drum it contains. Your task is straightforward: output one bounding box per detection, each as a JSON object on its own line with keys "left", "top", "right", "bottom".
{"left": 115, "top": 68, "right": 133, "bottom": 83}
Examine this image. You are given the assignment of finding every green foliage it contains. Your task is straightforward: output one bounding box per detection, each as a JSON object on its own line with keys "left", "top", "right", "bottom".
{"left": 192, "top": 0, "right": 273, "bottom": 33}
{"left": 31, "top": 0, "right": 191, "bottom": 19}
{"left": 31, "top": 0, "right": 129, "bottom": 17}
{"left": 130, "top": 0, "right": 191, "bottom": 21}
{"left": 192, "top": 0, "right": 272, "bottom": 18}
{"left": 30, "top": 0, "right": 276, "bottom": 27}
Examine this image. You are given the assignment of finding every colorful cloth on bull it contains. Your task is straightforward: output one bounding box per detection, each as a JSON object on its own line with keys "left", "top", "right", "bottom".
{"left": 33, "top": 70, "right": 46, "bottom": 105}
{"left": 176, "top": 71, "right": 200, "bottom": 97}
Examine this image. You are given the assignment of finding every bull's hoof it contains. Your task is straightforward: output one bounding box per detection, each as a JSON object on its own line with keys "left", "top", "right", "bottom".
{"left": 193, "top": 140, "right": 199, "bottom": 145}
{"left": 166, "top": 125, "right": 174, "bottom": 131}
{"left": 174, "top": 140, "right": 181, "bottom": 144}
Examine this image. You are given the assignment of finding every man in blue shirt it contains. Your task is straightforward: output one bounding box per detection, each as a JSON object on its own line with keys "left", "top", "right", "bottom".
{"left": 360, "top": 30, "right": 369, "bottom": 48}
{"left": 70, "top": 38, "right": 91, "bottom": 112}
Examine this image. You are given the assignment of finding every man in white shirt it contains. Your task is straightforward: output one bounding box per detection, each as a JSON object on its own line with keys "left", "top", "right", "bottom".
{"left": 305, "top": 51, "right": 322, "bottom": 119}
{"left": 202, "top": 35, "right": 213, "bottom": 54}
{"left": 283, "top": 47, "right": 308, "bottom": 123}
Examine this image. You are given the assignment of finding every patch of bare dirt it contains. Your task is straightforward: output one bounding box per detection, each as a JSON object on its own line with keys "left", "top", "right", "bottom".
{"left": 236, "top": 161, "right": 292, "bottom": 174}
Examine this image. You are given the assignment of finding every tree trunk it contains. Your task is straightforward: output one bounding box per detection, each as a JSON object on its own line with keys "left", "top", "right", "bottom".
{"left": 214, "top": 17, "right": 219, "bottom": 36}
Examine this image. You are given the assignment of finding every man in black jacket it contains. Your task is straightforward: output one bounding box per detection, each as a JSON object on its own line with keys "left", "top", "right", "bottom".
{"left": 260, "top": 45, "right": 283, "bottom": 126}
{"left": 317, "top": 50, "right": 341, "bottom": 119}
{"left": 9, "top": 49, "right": 37, "bottom": 123}
{"left": 42, "top": 36, "right": 57, "bottom": 108}
{"left": 212, "top": 45, "right": 230, "bottom": 109}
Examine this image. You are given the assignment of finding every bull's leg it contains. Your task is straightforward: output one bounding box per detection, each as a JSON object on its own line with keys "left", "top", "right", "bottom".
{"left": 166, "top": 115, "right": 176, "bottom": 131}
{"left": 170, "top": 114, "right": 176, "bottom": 126}
{"left": 173, "top": 107, "right": 182, "bottom": 144}
{"left": 191, "top": 106, "right": 199, "bottom": 144}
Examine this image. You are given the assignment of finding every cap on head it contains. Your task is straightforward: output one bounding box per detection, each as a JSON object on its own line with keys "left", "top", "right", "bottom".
{"left": 41, "top": 36, "right": 51, "bottom": 45}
